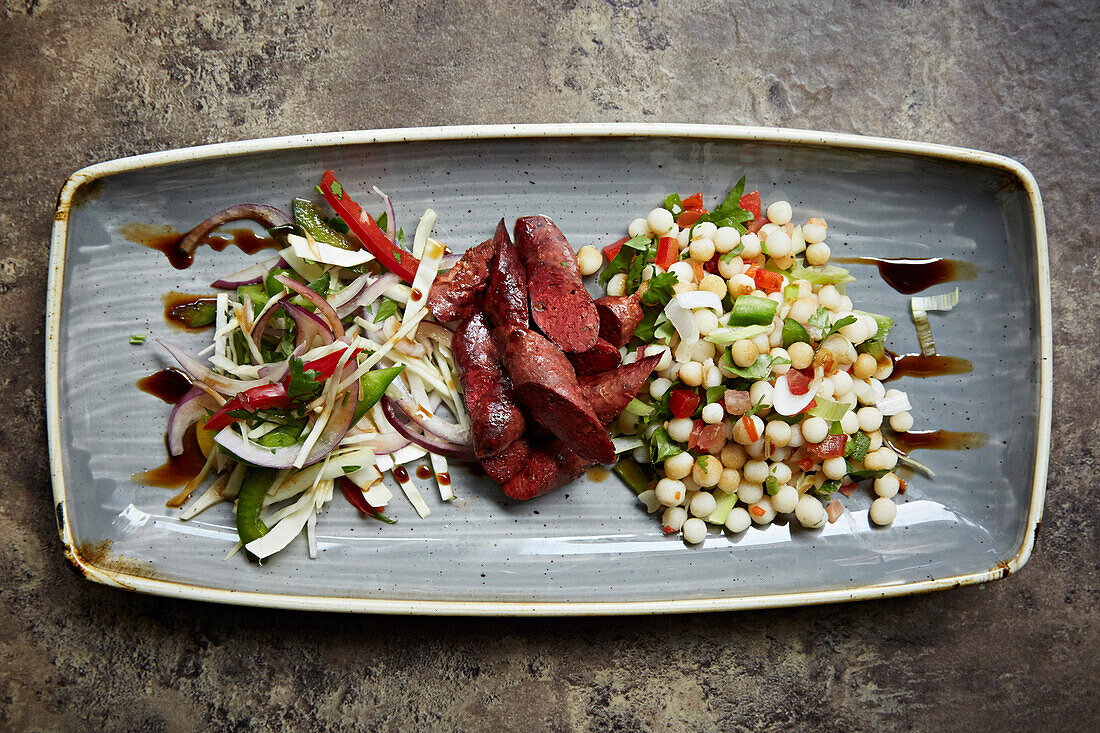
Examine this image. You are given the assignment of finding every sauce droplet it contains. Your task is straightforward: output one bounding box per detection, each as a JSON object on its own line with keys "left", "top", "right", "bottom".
{"left": 137, "top": 369, "right": 192, "bottom": 404}
{"left": 131, "top": 430, "right": 206, "bottom": 489}
{"left": 586, "top": 466, "right": 610, "bottom": 483}
{"left": 122, "top": 223, "right": 280, "bottom": 270}
{"left": 437, "top": 472, "right": 451, "bottom": 486}
{"left": 887, "top": 430, "right": 988, "bottom": 455}
{"left": 411, "top": 288, "right": 423, "bottom": 302}
{"left": 832, "top": 256, "right": 977, "bottom": 294}
{"left": 416, "top": 465, "right": 432, "bottom": 480}
{"left": 885, "top": 352, "right": 974, "bottom": 382}
{"left": 393, "top": 466, "right": 409, "bottom": 482}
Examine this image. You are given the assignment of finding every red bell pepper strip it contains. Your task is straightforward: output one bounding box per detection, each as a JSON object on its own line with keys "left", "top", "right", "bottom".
{"left": 745, "top": 264, "right": 784, "bottom": 293}
{"left": 303, "top": 347, "right": 364, "bottom": 382}
{"left": 739, "top": 190, "right": 761, "bottom": 219}
{"left": 339, "top": 477, "right": 396, "bottom": 523}
{"left": 740, "top": 415, "right": 760, "bottom": 443}
{"left": 681, "top": 193, "right": 705, "bottom": 209}
{"left": 655, "top": 237, "right": 679, "bottom": 271}
{"left": 808, "top": 433, "right": 848, "bottom": 459}
{"left": 746, "top": 217, "right": 769, "bottom": 234}
{"left": 318, "top": 171, "right": 420, "bottom": 284}
{"left": 676, "top": 208, "right": 705, "bottom": 228}
{"left": 204, "top": 382, "right": 293, "bottom": 433}
{"left": 669, "top": 389, "right": 701, "bottom": 419}
{"left": 603, "top": 236, "right": 630, "bottom": 261}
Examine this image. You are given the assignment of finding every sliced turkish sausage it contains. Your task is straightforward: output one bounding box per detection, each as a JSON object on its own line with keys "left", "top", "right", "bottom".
{"left": 514, "top": 216, "right": 599, "bottom": 353}
{"left": 453, "top": 313, "right": 525, "bottom": 459}
{"left": 497, "top": 325, "right": 616, "bottom": 464}
{"left": 594, "top": 294, "right": 643, "bottom": 347}
{"left": 481, "top": 438, "right": 530, "bottom": 485}
{"left": 484, "top": 219, "right": 529, "bottom": 330}
{"left": 566, "top": 337, "right": 622, "bottom": 376}
{"left": 427, "top": 238, "right": 493, "bottom": 323}
{"left": 579, "top": 354, "right": 661, "bottom": 424}
{"left": 501, "top": 439, "right": 594, "bottom": 501}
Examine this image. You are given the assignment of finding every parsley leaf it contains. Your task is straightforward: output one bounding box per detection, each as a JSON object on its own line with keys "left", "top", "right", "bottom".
{"left": 720, "top": 242, "right": 745, "bottom": 263}
{"left": 373, "top": 297, "right": 400, "bottom": 323}
{"left": 704, "top": 177, "right": 754, "bottom": 233}
{"left": 633, "top": 308, "right": 661, "bottom": 342}
{"left": 823, "top": 315, "right": 858, "bottom": 340}
{"left": 663, "top": 193, "right": 683, "bottom": 214}
{"left": 598, "top": 235, "right": 650, "bottom": 288}
{"left": 808, "top": 306, "right": 831, "bottom": 330}
{"left": 812, "top": 479, "right": 841, "bottom": 499}
{"left": 341, "top": 465, "right": 361, "bottom": 474}
{"left": 286, "top": 357, "right": 323, "bottom": 401}
{"left": 705, "top": 385, "right": 726, "bottom": 406}
{"left": 649, "top": 426, "right": 683, "bottom": 463}
{"left": 307, "top": 271, "right": 331, "bottom": 297}
{"left": 330, "top": 181, "right": 343, "bottom": 198}
{"left": 844, "top": 431, "right": 871, "bottom": 462}
{"left": 781, "top": 318, "right": 812, "bottom": 348}
{"left": 640, "top": 271, "right": 679, "bottom": 306}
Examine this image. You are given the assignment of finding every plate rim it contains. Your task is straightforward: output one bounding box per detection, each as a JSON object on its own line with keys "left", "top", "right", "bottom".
{"left": 45, "top": 123, "right": 1052, "bottom": 616}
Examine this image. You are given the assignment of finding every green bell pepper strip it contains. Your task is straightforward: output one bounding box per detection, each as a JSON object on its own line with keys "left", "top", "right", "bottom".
{"left": 726, "top": 295, "right": 778, "bottom": 326}
{"left": 292, "top": 198, "right": 352, "bottom": 249}
{"left": 351, "top": 365, "right": 406, "bottom": 425}
{"left": 236, "top": 467, "right": 277, "bottom": 549}
{"left": 613, "top": 456, "right": 652, "bottom": 496}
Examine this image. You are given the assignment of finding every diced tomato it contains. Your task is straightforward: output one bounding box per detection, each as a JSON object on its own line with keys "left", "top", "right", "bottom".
{"left": 687, "top": 419, "right": 704, "bottom": 451}
{"left": 746, "top": 217, "right": 769, "bottom": 234}
{"left": 750, "top": 505, "right": 766, "bottom": 518}
{"left": 786, "top": 366, "right": 815, "bottom": 396}
{"left": 695, "top": 424, "right": 725, "bottom": 453}
{"left": 798, "top": 398, "right": 817, "bottom": 415}
{"left": 603, "top": 236, "right": 630, "bottom": 261}
{"left": 740, "top": 415, "right": 760, "bottom": 443}
{"left": 807, "top": 434, "right": 848, "bottom": 459}
{"left": 669, "top": 389, "right": 701, "bottom": 419}
{"left": 303, "top": 347, "right": 363, "bottom": 381}
{"left": 749, "top": 266, "right": 784, "bottom": 293}
{"left": 797, "top": 456, "right": 816, "bottom": 472}
{"left": 839, "top": 479, "right": 857, "bottom": 497}
{"left": 655, "top": 237, "right": 679, "bottom": 270}
{"left": 690, "top": 259, "right": 706, "bottom": 284}
{"left": 739, "top": 190, "right": 761, "bottom": 219}
{"left": 676, "top": 208, "right": 705, "bottom": 228}
{"left": 681, "top": 193, "right": 704, "bottom": 209}
{"left": 723, "top": 389, "right": 752, "bottom": 415}
{"left": 898, "top": 477, "right": 907, "bottom": 495}
{"left": 203, "top": 382, "right": 292, "bottom": 433}
{"left": 703, "top": 252, "right": 721, "bottom": 275}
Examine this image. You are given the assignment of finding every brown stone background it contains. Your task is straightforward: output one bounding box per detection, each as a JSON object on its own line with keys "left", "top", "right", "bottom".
{"left": 2, "top": 0, "right": 1097, "bottom": 730}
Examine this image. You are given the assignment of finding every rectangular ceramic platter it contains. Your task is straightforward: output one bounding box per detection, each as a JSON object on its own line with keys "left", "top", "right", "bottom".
{"left": 47, "top": 124, "right": 1051, "bottom": 615}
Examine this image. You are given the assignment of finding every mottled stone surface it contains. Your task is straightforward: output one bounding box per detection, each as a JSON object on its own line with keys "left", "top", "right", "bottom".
{"left": 1, "top": 0, "right": 1096, "bottom": 730}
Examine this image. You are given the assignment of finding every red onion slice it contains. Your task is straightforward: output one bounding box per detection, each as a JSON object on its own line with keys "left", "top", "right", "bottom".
{"left": 281, "top": 302, "right": 335, "bottom": 348}
{"left": 167, "top": 387, "right": 217, "bottom": 455}
{"left": 158, "top": 339, "right": 288, "bottom": 396}
{"left": 347, "top": 273, "right": 399, "bottom": 316}
{"left": 249, "top": 292, "right": 289, "bottom": 342}
{"left": 275, "top": 274, "right": 344, "bottom": 339}
{"left": 179, "top": 205, "right": 291, "bottom": 257}
{"left": 381, "top": 398, "right": 475, "bottom": 461}
{"left": 386, "top": 375, "right": 471, "bottom": 445}
{"left": 416, "top": 321, "right": 453, "bottom": 349}
{"left": 211, "top": 255, "right": 286, "bottom": 289}
{"left": 329, "top": 273, "right": 372, "bottom": 318}
{"left": 213, "top": 361, "right": 360, "bottom": 469}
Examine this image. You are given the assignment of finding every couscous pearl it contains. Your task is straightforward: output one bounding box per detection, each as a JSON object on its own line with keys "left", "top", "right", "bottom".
{"left": 787, "top": 423, "right": 805, "bottom": 448}
{"left": 750, "top": 496, "right": 776, "bottom": 524}
{"left": 737, "top": 482, "right": 764, "bottom": 505}
{"left": 740, "top": 233, "right": 763, "bottom": 258}
{"left": 801, "top": 417, "right": 829, "bottom": 444}
{"left": 693, "top": 455, "right": 723, "bottom": 487}
{"left": 689, "top": 237, "right": 716, "bottom": 261}
{"left": 699, "top": 273, "right": 727, "bottom": 298}
{"left": 693, "top": 221, "right": 717, "bottom": 239}
{"left": 662, "top": 506, "right": 687, "bottom": 532}
{"left": 664, "top": 451, "right": 694, "bottom": 480}
{"left": 747, "top": 440, "right": 766, "bottom": 462}
{"left": 649, "top": 377, "right": 672, "bottom": 401}
{"left": 806, "top": 242, "right": 831, "bottom": 266}
{"left": 577, "top": 245, "right": 602, "bottom": 276}
{"left": 803, "top": 222, "right": 828, "bottom": 244}
{"left": 857, "top": 406, "right": 883, "bottom": 432}
{"left": 731, "top": 339, "right": 759, "bottom": 368}
{"left": 788, "top": 298, "right": 817, "bottom": 324}
{"left": 668, "top": 260, "right": 695, "bottom": 284}
{"left": 647, "top": 207, "right": 675, "bottom": 235}
{"left": 817, "top": 377, "right": 835, "bottom": 400}
{"left": 703, "top": 365, "right": 723, "bottom": 389}
{"left": 768, "top": 461, "right": 793, "bottom": 485}
{"left": 732, "top": 415, "right": 764, "bottom": 445}
{"left": 788, "top": 341, "right": 814, "bottom": 369}
{"left": 742, "top": 459, "right": 769, "bottom": 484}
{"left": 679, "top": 362, "right": 704, "bottom": 387}
{"left": 713, "top": 226, "right": 741, "bottom": 253}
{"left": 689, "top": 491, "right": 718, "bottom": 518}
{"left": 750, "top": 333, "right": 771, "bottom": 354}
{"left": 725, "top": 507, "right": 752, "bottom": 533}
{"left": 702, "top": 402, "right": 724, "bottom": 424}
{"left": 721, "top": 444, "right": 748, "bottom": 469}
{"left": 728, "top": 272, "right": 756, "bottom": 295}
{"left": 890, "top": 411, "right": 914, "bottom": 432}
{"left": 817, "top": 284, "right": 841, "bottom": 310}
{"left": 691, "top": 340, "right": 717, "bottom": 363}
{"left": 868, "top": 430, "right": 883, "bottom": 451}
{"left": 758, "top": 223, "right": 780, "bottom": 240}
{"left": 748, "top": 379, "right": 774, "bottom": 407}
{"left": 765, "top": 420, "right": 792, "bottom": 447}
{"left": 694, "top": 309, "right": 719, "bottom": 335}
{"left": 717, "top": 468, "right": 741, "bottom": 494}
{"left": 869, "top": 497, "right": 897, "bottom": 525}
{"left": 765, "top": 230, "right": 792, "bottom": 258}
{"left": 667, "top": 418, "right": 694, "bottom": 443}
{"left": 655, "top": 478, "right": 687, "bottom": 506}
{"left": 853, "top": 353, "right": 878, "bottom": 380}
{"left": 864, "top": 447, "right": 899, "bottom": 471}
{"left": 840, "top": 410, "right": 860, "bottom": 434}
{"left": 718, "top": 255, "right": 744, "bottom": 279}
{"left": 874, "top": 473, "right": 901, "bottom": 498}
{"left": 769, "top": 347, "right": 791, "bottom": 375}
{"left": 606, "top": 273, "right": 628, "bottom": 297}
{"left": 767, "top": 200, "right": 793, "bottom": 226}
{"left": 682, "top": 517, "right": 707, "bottom": 544}
{"left": 772, "top": 484, "right": 799, "bottom": 513}
{"left": 795, "top": 494, "right": 827, "bottom": 528}
{"left": 628, "top": 217, "right": 650, "bottom": 237}
{"left": 822, "top": 456, "right": 847, "bottom": 480}
{"left": 831, "top": 370, "right": 853, "bottom": 396}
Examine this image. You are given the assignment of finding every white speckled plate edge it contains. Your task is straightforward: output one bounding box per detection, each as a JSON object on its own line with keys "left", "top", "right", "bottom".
{"left": 46, "top": 123, "right": 1052, "bottom": 616}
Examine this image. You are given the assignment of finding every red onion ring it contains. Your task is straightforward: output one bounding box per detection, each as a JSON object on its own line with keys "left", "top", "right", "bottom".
{"left": 275, "top": 274, "right": 344, "bottom": 339}
{"left": 158, "top": 339, "right": 288, "bottom": 396}
{"left": 211, "top": 255, "right": 286, "bottom": 289}
{"left": 248, "top": 292, "right": 289, "bottom": 342}
{"left": 381, "top": 398, "right": 475, "bottom": 461}
{"left": 166, "top": 387, "right": 217, "bottom": 455}
{"left": 348, "top": 273, "right": 399, "bottom": 316}
{"left": 330, "top": 273, "right": 372, "bottom": 318}
{"left": 179, "top": 205, "right": 291, "bottom": 257}
{"left": 282, "top": 302, "right": 335, "bottom": 348}
{"left": 385, "top": 376, "right": 471, "bottom": 445}
{"left": 382, "top": 195, "right": 397, "bottom": 243}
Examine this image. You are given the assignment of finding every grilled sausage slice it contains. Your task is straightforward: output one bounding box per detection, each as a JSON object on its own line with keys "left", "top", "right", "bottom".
{"left": 594, "top": 294, "right": 644, "bottom": 347}
{"left": 453, "top": 313, "right": 525, "bottom": 458}
{"left": 484, "top": 219, "right": 529, "bottom": 330}
{"left": 427, "top": 239, "right": 493, "bottom": 323}
{"left": 566, "top": 337, "right": 622, "bottom": 376}
{"left": 514, "top": 216, "right": 599, "bottom": 353}
{"left": 497, "top": 325, "right": 616, "bottom": 464}
{"left": 500, "top": 439, "right": 594, "bottom": 501}
{"left": 579, "top": 354, "right": 662, "bottom": 424}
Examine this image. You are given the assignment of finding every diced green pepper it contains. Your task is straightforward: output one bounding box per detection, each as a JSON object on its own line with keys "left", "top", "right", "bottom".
{"left": 351, "top": 365, "right": 406, "bottom": 425}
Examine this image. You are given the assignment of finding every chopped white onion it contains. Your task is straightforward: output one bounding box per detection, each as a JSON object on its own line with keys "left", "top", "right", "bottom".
{"left": 771, "top": 373, "right": 818, "bottom": 416}
{"left": 876, "top": 391, "right": 912, "bottom": 416}
{"left": 674, "top": 290, "right": 723, "bottom": 312}
{"left": 664, "top": 298, "right": 700, "bottom": 346}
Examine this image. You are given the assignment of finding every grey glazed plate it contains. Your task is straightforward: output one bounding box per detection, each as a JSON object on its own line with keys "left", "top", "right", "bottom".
{"left": 47, "top": 124, "right": 1051, "bottom": 615}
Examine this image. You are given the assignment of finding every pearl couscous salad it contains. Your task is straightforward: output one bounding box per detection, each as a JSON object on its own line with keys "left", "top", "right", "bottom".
{"left": 576, "top": 180, "right": 918, "bottom": 544}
